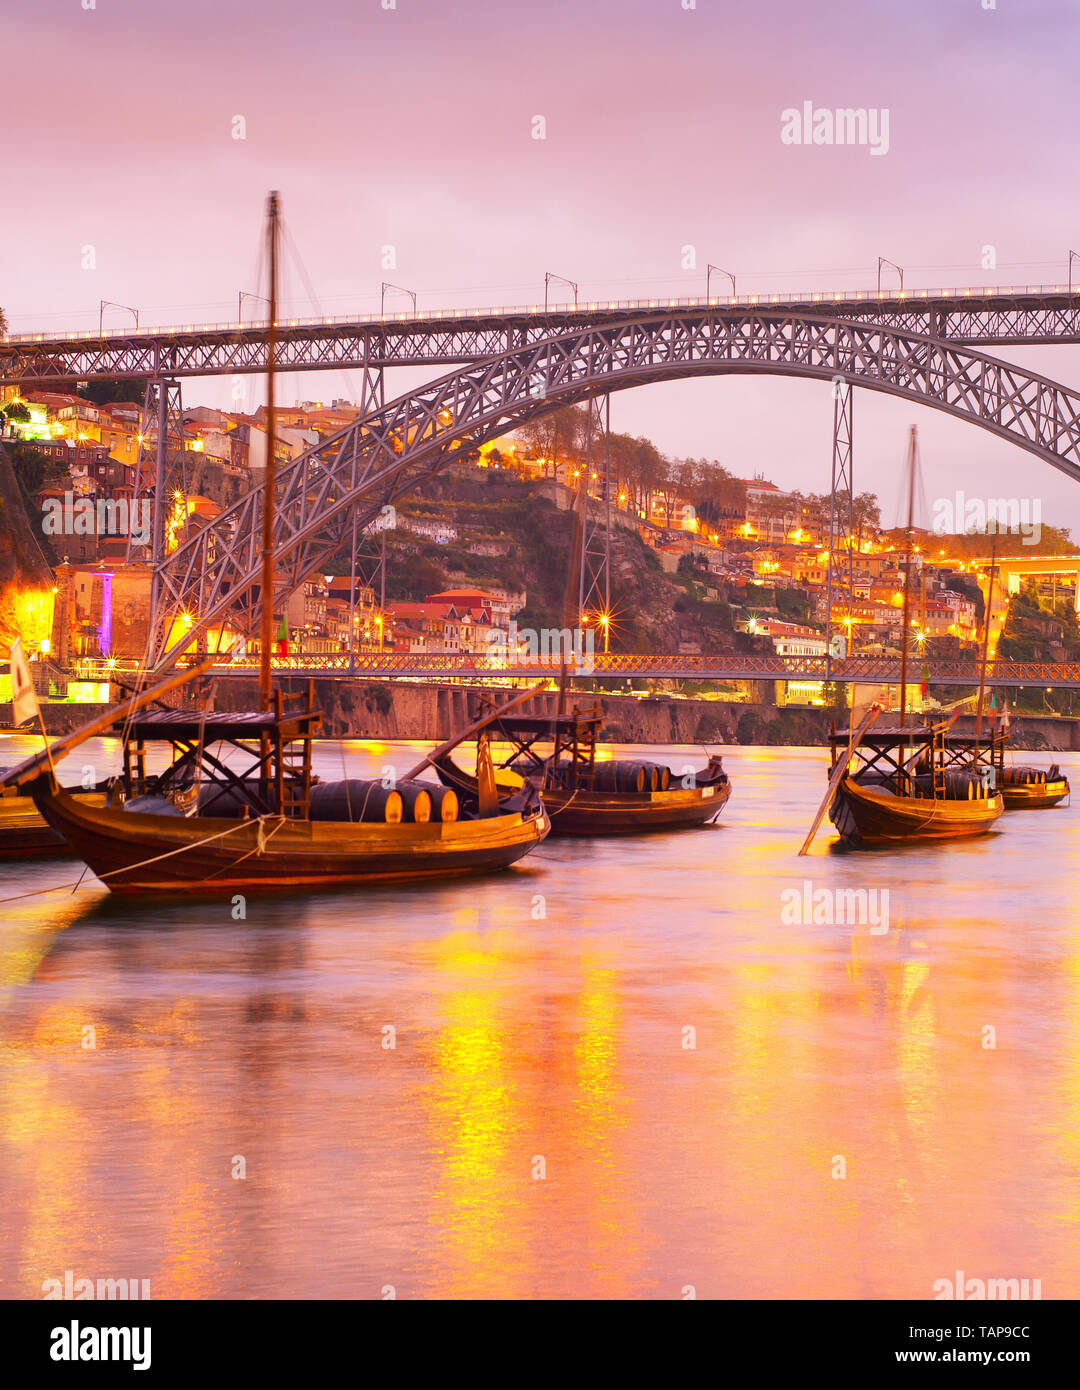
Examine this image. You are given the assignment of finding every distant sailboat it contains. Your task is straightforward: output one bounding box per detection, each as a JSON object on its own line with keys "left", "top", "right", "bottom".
{"left": 433, "top": 703, "right": 731, "bottom": 836}
{"left": 803, "top": 427, "right": 1003, "bottom": 850}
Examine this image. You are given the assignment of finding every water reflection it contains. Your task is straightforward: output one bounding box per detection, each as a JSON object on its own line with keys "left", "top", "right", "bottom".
{"left": 0, "top": 739, "right": 1078, "bottom": 1298}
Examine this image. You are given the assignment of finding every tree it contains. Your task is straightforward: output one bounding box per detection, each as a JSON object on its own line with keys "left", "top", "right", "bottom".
{"left": 627, "top": 436, "right": 665, "bottom": 517}
{"left": 852, "top": 491, "right": 881, "bottom": 544}
{"left": 606, "top": 431, "right": 639, "bottom": 508}
{"left": 0, "top": 306, "right": 7, "bottom": 337}
{"left": 657, "top": 457, "right": 682, "bottom": 527}
{"left": 695, "top": 461, "right": 747, "bottom": 535}
{"left": 3, "top": 402, "right": 30, "bottom": 424}
{"left": 78, "top": 377, "right": 148, "bottom": 408}
{"left": 517, "top": 404, "right": 588, "bottom": 479}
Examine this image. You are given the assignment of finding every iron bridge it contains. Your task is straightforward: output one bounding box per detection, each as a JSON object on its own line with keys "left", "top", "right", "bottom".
{"left": 205, "top": 652, "right": 1080, "bottom": 691}
{"left": 5, "top": 284, "right": 1080, "bottom": 384}
{"left": 146, "top": 306, "right": 1080, "bottom": 669}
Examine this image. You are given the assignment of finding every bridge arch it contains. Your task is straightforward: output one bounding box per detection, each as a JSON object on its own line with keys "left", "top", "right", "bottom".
{"left": 152, "top": 309, "right": 1080, "bottom": 667}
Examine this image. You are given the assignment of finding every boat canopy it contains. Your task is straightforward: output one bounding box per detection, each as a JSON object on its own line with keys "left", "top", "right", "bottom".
{"left": 117, "top": 707, "right": 321, "bottom": 742}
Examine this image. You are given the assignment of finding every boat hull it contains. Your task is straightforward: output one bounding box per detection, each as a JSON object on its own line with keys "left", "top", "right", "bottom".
{"left": 30, "top": 781, "right": 549, "bottom": 893}
{"left": 1000, "top": 778, "right": 1069, "bottom": 810}
{"left": 832, "top": 776, "right": 1003, "bottom": 846}
{"left": 0, "top": 791, "right": 108, "bottom": 858}
{"left": 435, "top": 758, "right": 731, "bottom": 835}
{"left": 540, "top": 779, "right": 731, "bottom": 834}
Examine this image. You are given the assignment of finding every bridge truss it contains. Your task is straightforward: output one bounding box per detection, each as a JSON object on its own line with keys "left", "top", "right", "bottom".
{"left": 202, "top": 650, "right": 1080, "bottom": 691}
{"left": 147, "top": 308, "right": 1080, "bottom": 670}
{"left": 6, "top": 291, "right": 1080, "bottom": 388}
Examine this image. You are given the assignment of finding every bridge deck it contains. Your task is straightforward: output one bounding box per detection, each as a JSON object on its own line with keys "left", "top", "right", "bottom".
{"left": 173, "top": 653, "right": 1080, "bottom": 690}
{"left": 5, "top": 285, "right": 1080, "bottom": 383}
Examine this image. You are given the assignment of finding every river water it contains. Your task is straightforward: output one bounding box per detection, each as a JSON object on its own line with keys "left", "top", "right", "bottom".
{"left": 1, "top": 734, "right": 1077, "bottom": 1300}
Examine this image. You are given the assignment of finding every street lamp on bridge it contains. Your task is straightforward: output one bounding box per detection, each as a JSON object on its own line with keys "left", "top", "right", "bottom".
{"left": 877, "top": 257, "right": 904, "bottom": 294}
{"left": 381, "top": 282, "right": 417, "bottom": 315}
{"left": 1069, "top": 250, "right": 1080, "bottom": 294}
{"left": 544, "top": 272, "right": 578, "bottom": 312}
{"left": 98, "top": 300, "right": 138, "bottom": 336}
{"left": 706, "top": 265, "right": 736, "bottom": 300}
{"left": 238, "top": 291, "right": 270, "bottom": 323}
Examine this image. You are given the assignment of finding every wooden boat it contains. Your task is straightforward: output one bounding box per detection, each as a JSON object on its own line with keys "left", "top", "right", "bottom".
{"left": 998, "top": 765, "right": 1070, "bottom": 809}
{"left": 1, "top": 193, "right": 551, "bottom": 894}
{"left": 827, "top": 718, "right": 1003, "bottom": 847}
{"left": 943, "top": 727, "right": 1070, "bottom": 810}
{"left": 806, "top": 428, "right": 1001, "bottom": 852}
{"left": 18, "top": 690, "right": 549, "bottom": 894}
{"left": 0, "top": 777, "right": 108, "bottom": 858}
{"left": 433, "top": 704, "right": 731, "bottom": 836}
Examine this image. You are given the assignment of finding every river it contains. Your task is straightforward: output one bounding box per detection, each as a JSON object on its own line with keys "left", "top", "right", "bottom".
{"left": 1, "top": 735, "right": 1077, "bottom": 1300}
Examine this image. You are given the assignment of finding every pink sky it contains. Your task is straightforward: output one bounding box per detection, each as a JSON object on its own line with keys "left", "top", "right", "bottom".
{"left": 4, "top": 0, "right": 1080, "bottom": 530}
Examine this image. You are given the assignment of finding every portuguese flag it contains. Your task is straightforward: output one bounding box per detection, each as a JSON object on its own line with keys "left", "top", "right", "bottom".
{"left": 274, "top": 614, "right": 289, "bottom": 656}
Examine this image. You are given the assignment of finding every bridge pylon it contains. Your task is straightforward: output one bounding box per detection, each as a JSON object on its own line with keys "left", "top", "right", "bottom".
{"left": 578, "top": 390, "right": 612, "bottom": 648}
{"left": 343, "top": 360, "right": 388, "bottom": 670}
{"left": 128, "top": 378, "right": 186, "bottom": 567}
{"left": 824, "top": 378, "right": 855, "bottom": 674}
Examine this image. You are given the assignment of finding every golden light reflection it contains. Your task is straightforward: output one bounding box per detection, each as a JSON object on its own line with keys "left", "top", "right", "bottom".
{"left": 420, "top": 911, "right": 521, "bottom": 1299}
{"left": 417, "top": 914, "right": 644, "bottom": 1297}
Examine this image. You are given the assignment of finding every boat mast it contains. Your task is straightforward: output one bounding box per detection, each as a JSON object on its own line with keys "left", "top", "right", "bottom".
{"left": 898, "top": 425, "right": 917, "bottom": 733}
{"left": 259, "top": 191, "right": 280, "bottom": 712}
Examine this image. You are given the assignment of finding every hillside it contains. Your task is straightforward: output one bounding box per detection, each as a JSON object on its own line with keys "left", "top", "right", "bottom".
{"left": 365, "top": 469, "right": 761, "bottom": 657}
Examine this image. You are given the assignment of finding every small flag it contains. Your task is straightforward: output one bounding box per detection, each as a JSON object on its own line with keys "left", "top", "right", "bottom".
{"left": 9, "top": 638, "right": 40, "bottom": 728}
{"left": 274, "top": 614, "right": 289, "bottom": 657}
{"left": 920, "top": 665, "right": 929, "bottom": 699}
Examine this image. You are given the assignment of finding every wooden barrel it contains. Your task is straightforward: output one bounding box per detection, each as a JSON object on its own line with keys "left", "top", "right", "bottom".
{"left": 618, "top": 763, "right": 647, "bottom": 793}
{"left": 309, "top": 779, "right": 403, "bottom": 823}
{"left": 587, "top": 762, "right": 620, "bottom": 791}
{"left": 427, "top": 786, "right": 459, "bottom": 823}
{"left": 591, "top": 761, "right": 647, "bottom": 793}
{"left": 396, "top": 780, "right": 433, "bottom": 824}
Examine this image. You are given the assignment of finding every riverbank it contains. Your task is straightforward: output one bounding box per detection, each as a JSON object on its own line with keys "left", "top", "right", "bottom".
{"left": 2, "top": 680, "right": 834, "bottom": 745}
{"left": 5, "top": 677, "right": 1079, "bottom": 748}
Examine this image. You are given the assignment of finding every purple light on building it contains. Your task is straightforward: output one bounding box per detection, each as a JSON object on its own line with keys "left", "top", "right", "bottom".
{"left": 98, "top": 572, "right": 114, "bottom": 656}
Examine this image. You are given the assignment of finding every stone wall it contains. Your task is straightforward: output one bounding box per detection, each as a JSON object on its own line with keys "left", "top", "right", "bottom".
{"left": 12, "top": 679, "right": 1080, "bottom": 750}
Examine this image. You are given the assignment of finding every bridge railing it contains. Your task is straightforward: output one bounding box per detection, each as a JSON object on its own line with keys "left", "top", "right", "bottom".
{"left": 7, "top": 284, "right": 1080, "bottom": 344}
{"left": 188, "top": 651, "right": 1080, "bottom": 683}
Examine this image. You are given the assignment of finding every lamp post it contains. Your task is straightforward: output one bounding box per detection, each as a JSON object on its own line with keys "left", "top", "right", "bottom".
{"left": 1069, "top": 250, "right": 1080, "bottom": 294}
{"left": 238, "top": 291, "right": 270, "bottom": 322}
{"left": 99, "top": 301, "right": 138, "bottom": 336}
{"left": 706, "top": 265, "right": 736, "bottom": 300}
{"left": 381, "top": 283, "right": 417, "bottom": 314}
{"left": 544, "top": 272, "right": 578, "bottom": 311}
{"left": 876, "top": 257, "right": 903, "bottom": 293}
